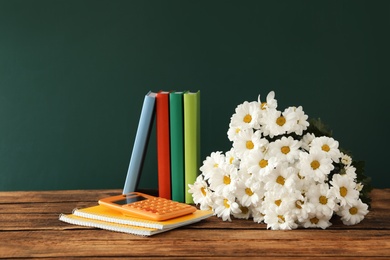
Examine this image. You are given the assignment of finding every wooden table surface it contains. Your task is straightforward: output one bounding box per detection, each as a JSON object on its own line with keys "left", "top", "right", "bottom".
{"left": 1, "top": 188, "right": 389, "bottom": 259}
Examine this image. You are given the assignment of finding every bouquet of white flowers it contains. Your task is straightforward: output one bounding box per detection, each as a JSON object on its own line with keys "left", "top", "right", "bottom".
{"left": 189, "top": 91, "right": 372, "bottom": 230}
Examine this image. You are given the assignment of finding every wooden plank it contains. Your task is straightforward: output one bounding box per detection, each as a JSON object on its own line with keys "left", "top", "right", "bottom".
{"left": 0, "top": 229, "right": 389, "bottom": 258}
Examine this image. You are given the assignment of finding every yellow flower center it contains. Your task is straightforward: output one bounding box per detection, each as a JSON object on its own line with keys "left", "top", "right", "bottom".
{"left": 235, "top": 128, "right": 241, "bottom": 134}
{"left": 245, "top": 188, "right": 254, "bottom": 196}
{"left": 229, "top": 157, "right": 234, "bottom": 164}
{"left": 240, "top": 206, "right": 249, "bottom": 214}
{"left": 246, "top": 141, "right": 254, "bottom": 150}
{"left": 311, "top": 160, "right": 320, "bottom": 170}
{"left": 275, "top": 199, "right": 282, "bottom": 206}
{"left": 322, "top": 144, "right": 330, "bottom": 152}
{"left": 310, "top": 217, "right": 319, "bottom": 224}
{"left": 276, "top": 116, "right": 286, "bottom": 126}
{"left": 261, "top": 102, "right": 267, "bottom": 110}
{"left": 201, "top": 187, "right": 206, "bottom": 196}
{"left": 223, "top": 199, "right": 230, "bottom": 208}
{"left": 295, "top": 200, "right": 303, "bottom": 209}
{"left": 349, "top": 207, "right": 358, "bottom": 215}
{"left": 213, "top": 163, "right": 219, "bottom": 168}
{"left": 278, "top": 215, "right": 285, "bottom": 223}
{"left": 319, "top": 196, "right": 328, "bottom": 205}
{"left": 340, "top": 187, "right": 348, "bottom": 197}
{"left": 243, "top": 114, "right": 252, "bottom": 123}
{"left": 223, "top": 175, "right": 231, "bottom": 185}
{"left": 281, "top": 146, "right": 290, "bottom": 154}
{"left": 259, "top": 159, "right": 268, "bottom": 168}
{"left": 276, "top": 175, "right": 285, "bottom": 185}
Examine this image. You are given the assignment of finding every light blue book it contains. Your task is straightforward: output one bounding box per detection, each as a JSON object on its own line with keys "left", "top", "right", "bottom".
{"left": 123, "top": 91, "right": 157, "bottom": 194}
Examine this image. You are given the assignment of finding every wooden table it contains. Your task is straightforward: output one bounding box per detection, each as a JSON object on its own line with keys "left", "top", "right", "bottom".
{"left": 1, "top": 188, "right": 389, "bottom": 259}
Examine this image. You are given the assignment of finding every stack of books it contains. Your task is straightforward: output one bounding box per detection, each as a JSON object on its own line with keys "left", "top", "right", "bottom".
{"left": 59, "top": 91, "right": 207, "bottom": 236}
{"left": 123, "top": 90, "right": 201, "bottom": 203}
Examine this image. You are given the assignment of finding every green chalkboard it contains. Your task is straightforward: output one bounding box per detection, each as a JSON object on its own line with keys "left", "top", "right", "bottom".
{"left": 0, "top": 0, "right": 389, "bottom": 191}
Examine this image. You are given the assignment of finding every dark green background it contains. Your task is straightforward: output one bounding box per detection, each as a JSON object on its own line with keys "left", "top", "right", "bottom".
{"left": 1, "top": 1, "right": 389, "bottom": 191}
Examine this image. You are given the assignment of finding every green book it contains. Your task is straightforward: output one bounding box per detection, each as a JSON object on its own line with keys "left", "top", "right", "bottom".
{"left": 183, "top": 91, "right": 201, "bottom": 204}
{"left": 169, "top": 91, "right": 186, "bottom": 202}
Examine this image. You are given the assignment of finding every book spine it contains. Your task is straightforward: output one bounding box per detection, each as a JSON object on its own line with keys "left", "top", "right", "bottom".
{"left": 156, "top": 91, "right": 171, "bottom": 199}
{"left": 123, "top": 91, "right": 156, "bottom": 194}
{"left": 184, "top": 91, "right": 200, "bottom": 204}
{"left": 169, "top": 92, "right": 185, "bottom": 202}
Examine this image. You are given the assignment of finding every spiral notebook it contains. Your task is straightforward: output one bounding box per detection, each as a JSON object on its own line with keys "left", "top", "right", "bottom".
{"left": 59, "top": 205, "right": 212, "bottom": 236}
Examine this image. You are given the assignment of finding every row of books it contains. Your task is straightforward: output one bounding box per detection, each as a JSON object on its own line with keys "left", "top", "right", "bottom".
{"left": 123, "top": 90, "right": 200, "bottom": 203}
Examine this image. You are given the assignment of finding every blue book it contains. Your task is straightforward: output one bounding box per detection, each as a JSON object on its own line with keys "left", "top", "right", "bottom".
{"left": 123, "top": 91, "right": 157, "bottom": 194}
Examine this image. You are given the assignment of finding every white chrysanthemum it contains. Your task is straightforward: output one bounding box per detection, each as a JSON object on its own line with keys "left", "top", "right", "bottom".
{"left": 338, "top": 199, "right": 369, "bottom": 225}
{"left": 340, "top": 152, "right": 352, "bottom": 166}
{"left": 290, "top": 193, "right": 313, "bottom": 222}
{"left": 232, "top": 203, "right": 253, "bottom": 219}
{"left": 306, "top": 183, "right": 337, "bottom": 217}
{"left": 268, "top": 136, "right": 301, "bottom": 164}
{"left": 301, "top": 133, "right": 316, "bottom": 151}
{"left": 235, "top": 166, "right": 254, "bottom": 184}
{"left": 344, "top": 165, "right": 357, "bottom": 180}
{"left": 310, "top": 136, "right": 341, "bottom": 163}
{"left": 227, "top": 124, "right": 241, "bottom": 142}
{"left": 230, "top": 101, "right": 260, "bottom": 130}
{"left": 224, "top": 148, "right": 240, "bottom": 167}
{"left": 235, "top": 178, "right": 264, "bottom": 207}
{"left": 208, "top": 163, "right": 238, "bottom": 197}
{"left": 301, "top": 212, "right": 332, "bottom": 229}
{"left": 199, "top": 151, "right": 226, "bottom": 180}
{"left": 356, "top": 182, "right": 364, "bottom": 192}
{"left": 263, "top": 163, "right": 298, "bottom": 192}
{"left": 260, "top": 108, "right": 294, "bottom": 138}
{"left": 293, "top": 161, "right": 316, "bottom": 192}
{"left": 298, "top": 150, "right": 334, "bottom": 183}
{"left": 213, "top": 194, "right": 241, "bottom": 222}
{"left": 251, "top": 203, "right": 265, "bottom": 223}
{"left": 233, "top": 129, "right": 264, "bottom": 159}
{"left": 330, "top": 174, "right": 360, "bottom": 207}
{"left": 263, "top": 188, "right": 298, "bottom": 213}
{"left": 242, "top": 149, "right": 277, "bottom": 179}
{"left": 188, "top": 175, "right": 214, "bottom": 210}
{"left": 283, "top": 106, "right": 309, "bottom": 135}
{"left": 257, "top": 90, "right": 277, "bottom": 111}
{"left": 263, "top": 208, "right": 298, "bottom": 230}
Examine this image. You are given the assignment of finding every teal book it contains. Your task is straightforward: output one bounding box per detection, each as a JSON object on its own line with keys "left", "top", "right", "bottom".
{"left": 183, "top": 91, "right": 201, "bottom": 204}
{"left": 169, "top": 91, "right": 186, "bottom": 202}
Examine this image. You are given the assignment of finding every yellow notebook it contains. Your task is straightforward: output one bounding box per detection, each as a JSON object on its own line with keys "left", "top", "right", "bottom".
{"left": 59, "top": 205, "right": 212, "bottom": 236}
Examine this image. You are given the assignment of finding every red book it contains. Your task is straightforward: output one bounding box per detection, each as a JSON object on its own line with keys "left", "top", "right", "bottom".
{"left": 156, "top": 91, "right": 171, "bottom": 199}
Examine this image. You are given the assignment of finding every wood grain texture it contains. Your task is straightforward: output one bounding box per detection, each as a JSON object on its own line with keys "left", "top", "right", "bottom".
{"left": 0, "top": 189, "right": 389, "bottom": 259}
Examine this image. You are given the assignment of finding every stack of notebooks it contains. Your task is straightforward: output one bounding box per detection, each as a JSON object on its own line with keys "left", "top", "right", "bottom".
{"left": 123, "top": 90, "right": 201, "bottom": 203}
{"left": 60, "top": 204, "right": 212, "bottom": 236}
